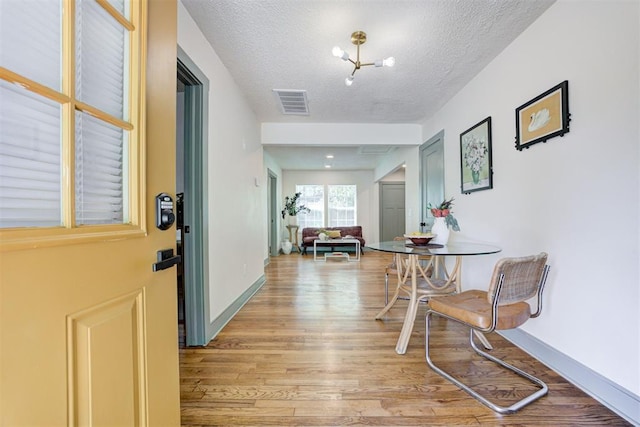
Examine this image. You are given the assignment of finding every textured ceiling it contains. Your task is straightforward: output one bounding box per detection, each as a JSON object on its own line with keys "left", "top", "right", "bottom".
{"left": 180, "top": 0, "right": 555, "bottom": 169}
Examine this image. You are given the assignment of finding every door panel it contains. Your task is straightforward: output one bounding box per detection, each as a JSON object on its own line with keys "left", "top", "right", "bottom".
{"left": 67, "top": 289, "right": 146, "bottom": 426}
{"left": 0, "top": 1, "right": 180, "bottom": 425}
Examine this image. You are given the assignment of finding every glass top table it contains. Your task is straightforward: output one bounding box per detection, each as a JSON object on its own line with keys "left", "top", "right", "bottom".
{"left": 367, "top": 240, "right": 501, "bottom": 354}
{"left": 366, "top": 241, "right": 501, "bottom": 257}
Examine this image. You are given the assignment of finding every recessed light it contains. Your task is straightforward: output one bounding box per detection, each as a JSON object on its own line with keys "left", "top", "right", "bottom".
{"left": 326, "top": 154, "right": 334, "bottom": 159}
{"left": 402, "top": 164, "right": 406, "bottom": 168}
{"left": 325, "top": 164, "right": 332, "bottom": 168}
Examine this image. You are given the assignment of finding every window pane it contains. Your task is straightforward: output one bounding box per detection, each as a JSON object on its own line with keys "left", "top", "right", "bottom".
{"left": 295, "top": 185, "right": 323, "bottom": 229}
{"left": 0, "top": 81, "right": 62, "bottom": 228}
{"left": 328, "top": 185, "right": 356, "bottom": 227}
{"left": 76, "top": 0, "right": 128, "bottom": 120}
{"left": 75, "top": 111, "right": 126, "bottom": 225}
{"left": 105, "top": 0, "right": 128, "bottom": 18}
{"left": 0, "top": 0, "right": 62, "bottom": 90}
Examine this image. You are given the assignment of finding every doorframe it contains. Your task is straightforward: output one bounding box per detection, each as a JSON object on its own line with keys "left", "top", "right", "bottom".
{"left": 177, "top": 47, "right": 210, "bottom": 346}
{"left": 268, "top": 169, "right": 279, "bottom": 257}
{"left": 419, "top": 130, "right": 445, "bottom": 226}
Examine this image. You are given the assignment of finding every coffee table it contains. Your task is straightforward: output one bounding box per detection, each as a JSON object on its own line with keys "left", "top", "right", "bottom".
{"left": 313, "top": 238, "right": 361, "bottom": 261}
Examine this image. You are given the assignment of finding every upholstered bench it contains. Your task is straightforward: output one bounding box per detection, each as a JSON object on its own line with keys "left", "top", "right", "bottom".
{"left": 301, "top": 226, "right": 365, "bottom": 255}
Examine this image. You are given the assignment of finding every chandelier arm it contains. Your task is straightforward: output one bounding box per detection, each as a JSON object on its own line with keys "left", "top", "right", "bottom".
{"left": 359, "top": 62, "right": 375, "bottom": 67}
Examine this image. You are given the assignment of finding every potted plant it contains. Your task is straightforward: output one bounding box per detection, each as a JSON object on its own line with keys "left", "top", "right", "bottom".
{"left": 428, "top": 197, "right": 460, "bottom": 245}
{"left": 281, "top": 192, "right": 310, "bottom": 226}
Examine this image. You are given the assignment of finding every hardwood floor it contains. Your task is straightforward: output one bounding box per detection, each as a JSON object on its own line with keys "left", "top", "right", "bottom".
{"left": 180, "top": 251, "right": 630, "bottom": 426}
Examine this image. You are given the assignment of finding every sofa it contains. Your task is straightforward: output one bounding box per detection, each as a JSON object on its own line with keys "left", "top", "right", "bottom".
{"left": 301, "top": 226, "right": 365, "bottom": 255}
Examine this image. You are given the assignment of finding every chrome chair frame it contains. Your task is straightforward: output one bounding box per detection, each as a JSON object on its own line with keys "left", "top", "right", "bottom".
{"left": 425, "top": 261, "right": 550, "bottom": 414}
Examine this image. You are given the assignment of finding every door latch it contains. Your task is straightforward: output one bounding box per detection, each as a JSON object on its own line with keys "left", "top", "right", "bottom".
{"left": 152, "top": 248, "right": 181, "bottom": 272}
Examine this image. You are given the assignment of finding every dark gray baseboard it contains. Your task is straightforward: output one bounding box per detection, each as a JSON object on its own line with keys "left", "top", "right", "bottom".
{"left": 499, "top": 329, "right": 640, "bottom": 426}
{"left": 206, "top": 275, "right": 266, "bottom": 343}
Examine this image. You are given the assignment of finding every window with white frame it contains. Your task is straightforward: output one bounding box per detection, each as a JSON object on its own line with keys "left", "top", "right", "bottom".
{"left": 295, "top": 185, "right": 323, "bottom": 229}
{"left": 0, "top": 0, "right": 145, "bottom": 238}
{"left": 295, "top": 184, "right": 357, "bottom": 228}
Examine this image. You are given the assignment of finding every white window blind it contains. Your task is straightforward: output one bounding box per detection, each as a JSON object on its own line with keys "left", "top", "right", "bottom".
{"left": 75, "top": 111, "right": 126, "bottom": 225}
{"left": 76, "top": 0, "right": 128, "bottom": 120}
{"left": 0, "top": 0, "right": 134, "bottom": 230}
{"left": 74, "top": 0, "right": 129, "bottom": 225}
{"left": 0, "top": 81, "right": 62, "bottom": 227}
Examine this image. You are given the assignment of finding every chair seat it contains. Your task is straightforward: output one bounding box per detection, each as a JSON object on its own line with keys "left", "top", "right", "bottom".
{"left": 429, "top": 290, "right": 531, "bottom": 330}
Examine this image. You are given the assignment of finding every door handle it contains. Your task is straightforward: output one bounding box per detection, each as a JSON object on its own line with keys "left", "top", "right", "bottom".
{"left": 152, "top": 248, "right": 181, "bottom": 272}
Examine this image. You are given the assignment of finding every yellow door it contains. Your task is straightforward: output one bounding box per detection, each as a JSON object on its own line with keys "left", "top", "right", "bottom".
{"left": 0, "top": 0, "right": 180, "bottom": 425}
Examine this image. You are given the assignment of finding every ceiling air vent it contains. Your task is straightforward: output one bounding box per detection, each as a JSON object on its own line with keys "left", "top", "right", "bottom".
{"left": 273, "top": 89, "right": 309, "bottom": 115}
{"left": 358, "top": 145, "right": 395, "bottom": 155}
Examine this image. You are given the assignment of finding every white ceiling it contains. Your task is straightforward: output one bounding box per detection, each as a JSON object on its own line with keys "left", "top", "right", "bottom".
{"left": 181, "top": 0, "right": 555, "bottom": 169}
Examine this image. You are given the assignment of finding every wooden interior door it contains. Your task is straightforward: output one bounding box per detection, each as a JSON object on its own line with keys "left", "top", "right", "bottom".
{"left": 0, "top": 1, "right": 180, "bottom": 424}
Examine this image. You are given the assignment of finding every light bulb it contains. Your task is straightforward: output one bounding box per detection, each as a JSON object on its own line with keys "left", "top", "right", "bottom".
{"left": 383, "top": 56, "right": 395, "bottom": 67}
{"left": 345, "top": 75, "right": 354, "bottom": 86}
{"left": 332, "top": 46, "right": 349, "bottom": 61}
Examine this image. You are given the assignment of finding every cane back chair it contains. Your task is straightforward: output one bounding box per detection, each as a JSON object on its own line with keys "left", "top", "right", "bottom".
{"left": 425, "top": 252, "right": 550, "bottom": 414}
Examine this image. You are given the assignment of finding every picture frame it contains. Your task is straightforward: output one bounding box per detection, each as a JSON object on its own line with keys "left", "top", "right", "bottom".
{"left": 515, "top": 80, "right": 570, "bottom": 151}
{"left": 460, "top": 116, "right": 493, "bottom": 194}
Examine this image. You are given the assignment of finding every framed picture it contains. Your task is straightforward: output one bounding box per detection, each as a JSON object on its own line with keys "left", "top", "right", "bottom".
{"left": 515, "top": 80, "right": 570, "bottom": 151}
{"left": 460, "top": 116, "right": 493, "bottom": 194}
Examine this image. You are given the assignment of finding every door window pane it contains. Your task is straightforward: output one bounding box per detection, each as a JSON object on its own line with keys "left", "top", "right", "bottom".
{"left": 75, "top": 111, "right": 126, "bottom": 225}
{"left": 76, "top": 0, "right": 128, "bottom": 120}
{"left": 0, "top": 81, "right": 62, "bottom": 227}
{"left": 0, "top": 0, "right": 62, "bottom": 91}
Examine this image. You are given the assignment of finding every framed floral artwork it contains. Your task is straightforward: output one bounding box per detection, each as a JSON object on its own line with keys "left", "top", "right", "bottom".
{"left": 460, "top": 116, "right": 493, "bottom": 194}
{"left": 515, "top": 80, "right": 570, "bottom": 151}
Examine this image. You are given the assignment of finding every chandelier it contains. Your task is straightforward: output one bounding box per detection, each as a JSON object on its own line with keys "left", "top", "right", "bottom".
{"left": 332, "top": 31, "right": 395, "bottom": 86}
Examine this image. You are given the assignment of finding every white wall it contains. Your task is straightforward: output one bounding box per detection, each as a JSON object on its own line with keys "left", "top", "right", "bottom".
{"left": 178, "top": 2, "right": 265, "bottom": 327}
{"left": 263, "top": 150, "right": 283, "bottom": 257}
{"left": 410, "top": 0, "right": 639, "bottom": 395}
{"left": 282, "top": 170, "right": 376, "bottom": 243}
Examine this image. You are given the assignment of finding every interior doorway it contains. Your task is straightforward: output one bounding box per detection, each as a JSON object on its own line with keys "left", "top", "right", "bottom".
{"left": 379, "top": 182, "right": 406, "bottom": 241}
{"left": 268, "top": 170, "right": 279, "bottom": 257}
{"left": 420, "top": 130, "right": 445, "bottom": 229}
{"left": 176, "top": 49, "right": 210, "bottom": 347}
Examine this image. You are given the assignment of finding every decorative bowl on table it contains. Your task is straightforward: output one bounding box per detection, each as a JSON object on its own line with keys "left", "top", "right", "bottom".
{"left": 404, "top": 233, "right": 436, "bottom": 246}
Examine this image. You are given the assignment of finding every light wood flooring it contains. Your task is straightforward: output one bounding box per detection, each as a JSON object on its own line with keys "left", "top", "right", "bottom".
{"left": 180, "top": 250, "right": 630, "bottom": 426}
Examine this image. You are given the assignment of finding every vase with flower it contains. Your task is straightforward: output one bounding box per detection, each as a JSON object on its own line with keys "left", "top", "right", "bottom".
{"left": 428, "top": 197, "right": 460, "bottom": 245}
{"left": 281, "top": 192, "right": 311, "bottom": 226}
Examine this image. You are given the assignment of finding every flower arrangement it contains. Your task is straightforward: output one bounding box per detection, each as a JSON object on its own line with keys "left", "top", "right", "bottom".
{"left": 428, "top": 197, "right": 460, "bottom": 231}
{"left": 281, "top": 192, "right": 311, "bottom": 219}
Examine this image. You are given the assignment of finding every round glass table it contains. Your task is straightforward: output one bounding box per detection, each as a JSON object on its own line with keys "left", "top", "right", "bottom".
{"left": 367, "top": 240, "right": 501, "bottom": 354}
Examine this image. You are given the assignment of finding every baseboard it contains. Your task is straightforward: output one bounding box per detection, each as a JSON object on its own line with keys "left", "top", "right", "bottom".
{"left": 206, "top": 274, "right": 266, "bottom": 343}
{"left": 499, "top": 329, "right": 640, "bottom": 426}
